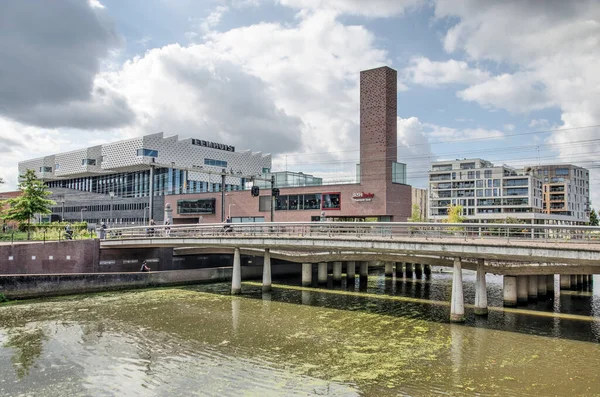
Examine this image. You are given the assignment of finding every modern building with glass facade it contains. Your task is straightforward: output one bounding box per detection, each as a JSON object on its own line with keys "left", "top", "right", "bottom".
{"left": 18, "top": 133, "right": 271, "bottom": 224}
{"left": 428, "top": 158, "right": 590, "bottom": 224}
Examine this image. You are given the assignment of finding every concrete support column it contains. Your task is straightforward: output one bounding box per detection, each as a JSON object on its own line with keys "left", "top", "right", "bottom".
{"left": 547, "top": 275, "right": 555, "bottom": 297}
{"left": 537, "top": 275, "right": 547, "bottom": 297}
{"left": 395, "top": 262, "right": 403, "bottom": 278}
{"left": 450, "top": 257, "right": 465, "bottom": 323}
{"left": 262, "top": 248, "right": 272, "bottom": 292}
{"left": 359, "top": 261, "right": 369, "bottom": 278}
{"left": 318, "top": 262, "right": 328, "bottom": 284}
{"left": 424, "top": 264, "right": 432, "bottom": 278}
{"left": 583, "top": 275, "right": 589, "bottom": 287}
{"left": 384, "top": 262, "right": 394, "bottom": 277}
{"left": 503, "top": 275, "right": 518, "bottom": 307}
{"left": 577, "top": 275, "right": 583, "bottom": 288}
{"left": 414, "top": 263, "right": 423, "bottom": 279}
{"left": 560, "top": 275, "right": 571, "bottom": 290}
{"left": 302, "top": 263, "right": 312, "bottom": 287}
{"left": 333, "top": 261, "right": 342, "bottom": 283}
{"left": 517, "top": 276, "right": 528, "bottom": 304}
{"left": 405, "top": 263, "right": 414, "bottom": 278}
{"left": 527, "top": 275, "right": 538, "bottom": 301}
{"left": 231, "top": 247, "right": 242, "bottom": 295}
{"left": 475, "top": 259, "right": 488, "bottom": 315}
{"left": 346, "top": 261, "right": 356, "bottom": 279}
{"left": 570, "top": 275, "right": 577, "bottom": 289}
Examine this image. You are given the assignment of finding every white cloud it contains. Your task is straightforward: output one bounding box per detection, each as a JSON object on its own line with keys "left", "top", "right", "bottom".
{"left": 404, "top": 56, "right": 490, "bottom": 87}
{"left": 89, "top": 0, "right": 105, "bottom": 9}
{"left": 435, "top": 0, "right": 600, "bottom": 207}
{"left": 397, "top": 117, "right": 434, "bottom": 188}
{"left": 503, "top": 124, "right": 515, "bottom": 131}
{"left": 277, "top": 0, "right": 423, "bottom": 17}
{"left": 529, "top": 119, "right": 550, "bottom": 128}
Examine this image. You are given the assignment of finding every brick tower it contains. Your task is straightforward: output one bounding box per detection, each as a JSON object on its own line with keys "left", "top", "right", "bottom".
{"left": 359, "top": 66, "right": 398, "bottom": 187}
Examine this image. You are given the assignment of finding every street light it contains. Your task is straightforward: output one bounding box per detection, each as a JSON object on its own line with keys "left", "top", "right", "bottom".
{"left": 80, "top": 208, "right": 87, "bottom": 223}
{"left": 143, "top": 206, "right": 149, "bottom": 225}
{"left": 109, "top": 191, "right": 115, "bottom": 226}
{"left": 228, "top": 203, "right": 236, "bottom": 219}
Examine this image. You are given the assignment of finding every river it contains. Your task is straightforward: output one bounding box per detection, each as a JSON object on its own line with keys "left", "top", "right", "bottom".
{"left": 1, "top": 270, "right": 599, "bottom": 396}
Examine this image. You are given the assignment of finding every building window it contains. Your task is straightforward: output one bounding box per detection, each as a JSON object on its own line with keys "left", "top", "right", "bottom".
{"left": 484, "top": 170, "right": 492, "bottom": 178}
{"left": 555, "top": 168, "right": 569, "bottom": 176}
{"left": 262, "top": 167, "right": 271, "bottom": 174}
{"left": 322, "top": 193, "right": 341, "bottom": 210}
{"left": 39, "top": 166, "right": 52, "bottom": 173}
{"left": 82, "top": 159, "right": 96, "bottom": 166}
{"left": 55, "top": 164, "right": 60, "bottom": 170}
{"left": 204, "top": 158, "right": 228, "bottom": 167}
{"left": 137, "top": 148, "right": 158, "bottom": 157}
{"left": 303, "top": 194, "right": 321, "bottom": 210}
{"left": 177, "top": 199, "right": 216, "bottom": 214}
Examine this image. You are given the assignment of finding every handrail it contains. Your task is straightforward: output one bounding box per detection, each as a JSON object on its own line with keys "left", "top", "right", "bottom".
{"left": 103, "top": 221, "right": 600, "bottom": 244}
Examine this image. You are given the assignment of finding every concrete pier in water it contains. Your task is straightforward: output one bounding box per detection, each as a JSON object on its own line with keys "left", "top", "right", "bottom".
{"left": 503, "top": 276, "right": 517, "bottom": 307}
{"left": 395, "top": 262, "right": 403, "bottom": 278}
{"left": 359, "top": 262, "right": 369, "bottom": 278}
{"left": 405, "top": 263, "right": 414, "bottom": 278}
{"left": 528, "top": 276, "right": 538, "bottom": 301}
{"left": 231, "top": 247, "right": 242, "bottom": 295}
{"left": 450, "top": 258, "right": 465, "bottom": 323}
{"left": 385, "top": 262, "right": 393, "bottom": 277}
{"left": 475, "top": 259, "right": 488, "bottom": 315}
{"left": 262, "top": 248, "right": 272, "bottom": 292}
{"left": 537, "top": 275, "right": 547, "bottom": 297}
{"left": 302, "top": 263, "right": 312, "bottom": 287}
{"left": 318, "top": 262, "right": 328, "bottom": 284}
{"left": 332, "top": 262, "right": 342, "bottom": 283}
{"left": 517, "top": 276, "right": 528, "bottom": 304}
{"left": 560, "top": 275, "right": 571, "bottom": 290}
{"left": 414, "top": 263, "right": 423, "bottom": 279}
{"left": 346, "top": 261, "right": 356, "bottom": 279}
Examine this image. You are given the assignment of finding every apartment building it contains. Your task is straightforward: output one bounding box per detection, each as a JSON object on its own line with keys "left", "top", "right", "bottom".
{"left": 527, "top": 164, "right": 590, "bottom": 222}
{"left": 428, "top": 159, "right": 590, "bottom": 224}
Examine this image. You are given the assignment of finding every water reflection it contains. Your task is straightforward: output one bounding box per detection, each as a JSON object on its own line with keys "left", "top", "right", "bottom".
{"left": 0, "top": 272, "right": 600, "bottom": 396}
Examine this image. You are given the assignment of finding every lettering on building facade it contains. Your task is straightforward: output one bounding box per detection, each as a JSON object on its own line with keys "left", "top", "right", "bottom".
{"left": 191, "top": 139, "right": 235, "bottom": 152}
{"left": 352, "top": 192, "right": 375, "bottom": 202}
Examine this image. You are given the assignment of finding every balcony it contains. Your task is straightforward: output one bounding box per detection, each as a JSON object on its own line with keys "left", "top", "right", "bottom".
{"left": 431, "top": 175, "right": 451, "bottom": 181}
{"left": 432, "top": 165, "right": 453, "bottom": 171}
{"left": 549, "top": 186, "right": 565, "bottom": 193}
{"left": 549, "top": 194, "right": 565, "bottom": 202}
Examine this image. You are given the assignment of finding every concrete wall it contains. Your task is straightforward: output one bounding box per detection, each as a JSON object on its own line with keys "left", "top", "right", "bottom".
{"left": 0, "top": 240, "right": 100, "bottom": 274}
{"left": 0, "top": 264, "right": 300, "bottom": 299}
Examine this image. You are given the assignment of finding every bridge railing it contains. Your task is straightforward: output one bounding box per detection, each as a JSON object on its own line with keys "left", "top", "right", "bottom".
{"left": 104, "top": 222, "right": 600, "bottom": 244}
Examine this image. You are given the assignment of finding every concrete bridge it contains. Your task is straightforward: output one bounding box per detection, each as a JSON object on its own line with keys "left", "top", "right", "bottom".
{"left": 103, "top": 222, "right": 600, "bottom": 322}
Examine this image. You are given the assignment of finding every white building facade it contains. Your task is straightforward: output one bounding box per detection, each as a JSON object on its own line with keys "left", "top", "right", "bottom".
{"left": 428, "top": 158, "right": 590, "bottom": 224}
{"left": 19, "top": 132, "right": 272, "bottom": 198}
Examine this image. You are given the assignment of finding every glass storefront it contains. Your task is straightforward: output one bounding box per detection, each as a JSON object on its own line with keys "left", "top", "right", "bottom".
{"left": 177, "top": 199, "right": 216, "bottom": 214}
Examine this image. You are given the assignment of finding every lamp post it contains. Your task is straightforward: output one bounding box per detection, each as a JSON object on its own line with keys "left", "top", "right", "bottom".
{"left": 109, "top": 191, "right": 115, "bottom": 226}
{"left": 80, "top": 208, "right": 87, "bottom": 223}
{"left": 228, "top": 203, "right": 236, "bottom": 219}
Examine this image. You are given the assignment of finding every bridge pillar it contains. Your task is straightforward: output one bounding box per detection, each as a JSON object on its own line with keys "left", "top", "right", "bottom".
{"left": 583, "top": 274, "right": 589, "bottom": 288}
{"left": 424, "top": 264, "right": 432, "bottom": 279}
{"left": 384, "top": 262, "right": 394, "bottom": 277}
{"left": 318, "top": 262, "right": 328, "bottom": 284}
{"left": 560, "top": 274, "right": 571, "bottom": 290}
{"left": 333, "top": 262, "right": 343, "bottom": 283}
{"left": 395, "top": 262, "right": 403, "bottom": 279}
{"left": 503, "top": 275, "right": 517, "bottom": 307}
{"left": 231, "top": 248, "right": 242, "bottom": 295}
{"left": 527, "top": 276, "right": 538, "bottom": 301}
{"left": 475, "top": 259, "right": 488, "bottom": 315}
{"left": 570, "top": 275, "right": 577, "bottom": 289}
{"left": 346, "top": 261, "right": 356, "bottom": 279}
{"left": 547, "top": 275, "right": 555, "bottom": 297}
{"left": 537, "top": 275, "right": 547, "bottom": 297}
{"left": 405, "top": 263, "right": 414, "bottom": 278}
{"left": 359, "top": 262, "right": 369, "bottom": 278}
{"left": 302, "top": 263, "right": 312, "bottom": 287}
{"left": 450, "top": 258, "right": 465, "bottom": 322}
{"left": 577, "top": 275, "right": 583, "bottom": 289}
{"left": 414, "top": 263, "right": 423, "bottom": 279}
{"left": 262, "top": 248, "right": 272, "bottom": 292}
{"left": 517, "top": 276, "right": 528, "bottom": 304}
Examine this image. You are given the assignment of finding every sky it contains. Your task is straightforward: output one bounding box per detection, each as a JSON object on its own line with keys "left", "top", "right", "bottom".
{"left": 1, "top": 0, "right": 600, "bottom": 206}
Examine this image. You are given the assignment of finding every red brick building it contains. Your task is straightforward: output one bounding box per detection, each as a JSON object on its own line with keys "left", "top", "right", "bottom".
{"left": 167, "top": 66, "right": 412, "bottom": 224}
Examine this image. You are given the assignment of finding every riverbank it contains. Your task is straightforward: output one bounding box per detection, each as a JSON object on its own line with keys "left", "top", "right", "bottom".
{"left": 0, "top": 264, "right": 300, "bottom": 299}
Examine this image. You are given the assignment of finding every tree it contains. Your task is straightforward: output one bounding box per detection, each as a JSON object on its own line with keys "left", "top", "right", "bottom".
{"left": 447, "top": 204, "right": 465, "bottom": 224}
{"left": 1, "top": 170, "right": 54, "bottom": 239}
{"left": 590, "top": 208, "right": 599, "bottom": 226}
{"left": 408, "top": 204, "right": 423, "bottom": 222}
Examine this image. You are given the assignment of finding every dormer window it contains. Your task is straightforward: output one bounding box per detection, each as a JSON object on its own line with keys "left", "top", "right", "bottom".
{"left": 82, "top": 159, "right": 96, "bottom": 166}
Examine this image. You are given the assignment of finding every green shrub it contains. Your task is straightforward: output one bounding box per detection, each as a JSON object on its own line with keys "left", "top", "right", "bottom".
{"left": 0, "top": 293, "right": 9, "bottom": 303}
